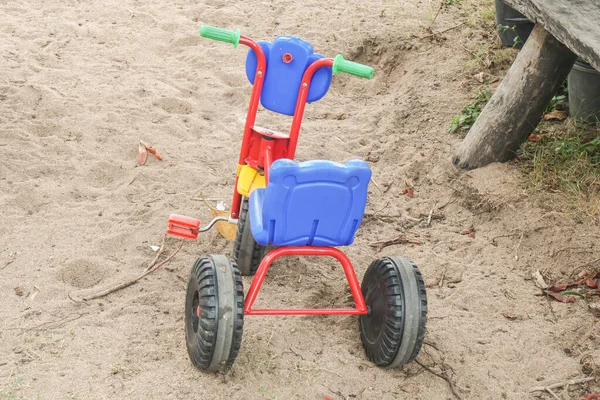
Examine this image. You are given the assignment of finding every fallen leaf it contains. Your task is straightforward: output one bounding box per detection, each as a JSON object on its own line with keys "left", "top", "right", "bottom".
{"left": 532, "top": 270, "right": 548, "bottom": 290}
{"left": 138, "top": 142, "right": 148, "bottom": 165}
{"left": 583, "top": 393, "right": 600, "bottom": 400}
{"left": 401, "top": 188, "right": 414, "bottom": 198}
{"left": 461, "top": 226, "right": 475, "bottom": 237}
{"left": 586, "top": 279, "right": 599, "bottom": 289}
{"left": 528, "top": 133, "right": 541, "bottom": 141}
{"left": 29, "top": 286, "right": 40, "bottom": 301}
{"left": 543, "top": 110, "right": 568, "bottom": 121}
{"left": 547, "top": 283, "right": 569, "bottom": 292}
{"left": 197, "top": 193, "right": 236, "bottom": 241}
{"left": 502, "top": 313, "right": 518, "bottom": 320}
{"left": 588, "top": 303, "right": 600, "bottom": 317}
{"left": 210, "top": 208, "right": 236, "bottom": 241}
{"left": 146, "top": 146, "right": 163, "bottom": 161}
{"left": 547, "top": 278, "right": 584, "bottom": 292}
{"left": 544, "top": 290, "right": 577, "bottom": 303}
{"left": 400, "top": 383, "right": 420, "bottom": 393}
{"left": 585, "top": 272, "right": 600, "bottom": 288}
{"left": 139, "top": 140, "right": 163, "bottom": 163}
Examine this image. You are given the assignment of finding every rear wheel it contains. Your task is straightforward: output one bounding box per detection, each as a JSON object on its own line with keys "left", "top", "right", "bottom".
{"left": 359, "top": 256, "right": 427, "bottom": 368}
{"left": 185, "top": 255, "right": 244, "bottom": 371}
{"left": 233, "top": 198, "right": 266, "bottom": 276}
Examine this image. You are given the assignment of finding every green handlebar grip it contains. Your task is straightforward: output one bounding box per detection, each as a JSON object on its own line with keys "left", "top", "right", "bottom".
{"left": 199, "top": 25, "right": 241, "bottom": 48}
{"left": 332, "top": 54, "right": 374, "bottom": 79}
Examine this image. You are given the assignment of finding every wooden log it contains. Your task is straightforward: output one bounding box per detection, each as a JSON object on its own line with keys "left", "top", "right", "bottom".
{"left": 503, "top": 0, "right": 600, "bottom": 71}
{"left": 453, "top": 24, "right": 576, "bottom": 169}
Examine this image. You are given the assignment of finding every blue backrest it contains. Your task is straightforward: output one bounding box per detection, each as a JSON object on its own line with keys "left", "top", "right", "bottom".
{"left": 245, "top": 36, "right": 332, "bottom": 116}
{"left": 248, "top": 159, "right": 371, "bottom": 247}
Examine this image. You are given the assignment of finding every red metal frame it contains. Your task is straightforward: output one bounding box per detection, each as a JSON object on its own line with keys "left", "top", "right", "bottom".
{"left": 229, "top": 35, "right": 334, "bottom": 219}
{"left": 244, "top": 247, "right": 368, "bottom": 316}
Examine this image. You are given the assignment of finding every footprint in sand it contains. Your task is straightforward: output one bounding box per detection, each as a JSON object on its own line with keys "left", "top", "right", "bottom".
{"left": 58, "top": 258, "right": 109, "bottom": 288}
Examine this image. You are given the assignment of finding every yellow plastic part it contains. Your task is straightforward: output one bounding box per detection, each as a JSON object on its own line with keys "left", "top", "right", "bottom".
{"left": 237, "top": 165, "right": 266, "bottom": 197}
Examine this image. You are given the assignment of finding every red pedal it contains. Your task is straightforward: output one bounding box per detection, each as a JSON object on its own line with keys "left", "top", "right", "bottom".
{"left": 167, "top": 214, "right": 200, "bottom": 240}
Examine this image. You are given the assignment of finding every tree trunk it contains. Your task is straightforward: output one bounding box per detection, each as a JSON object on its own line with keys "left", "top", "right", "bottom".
{"left": 453, "top": 24, "right": 576, "bottom": 170}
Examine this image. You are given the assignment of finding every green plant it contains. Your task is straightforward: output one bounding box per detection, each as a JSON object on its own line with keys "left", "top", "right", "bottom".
{"left": 497, "top": 24, "right": 523, "bottom": 47}
{"left": 545, "top": 80, "right": 569, "bottom": 113}
{"left": 0, "top": 376, "right": 25, "bottom": 400}
{"left": 518, "top": 121, "right": 600, "bottom": 212}
{"left": 449, "top": 86, "right": 492, "bottom": 133}
{"left": 546, "top": 95, "right": 567, "bottom": 113}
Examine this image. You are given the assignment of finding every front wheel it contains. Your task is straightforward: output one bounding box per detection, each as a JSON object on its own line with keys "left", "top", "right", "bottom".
{"left": 232, "top": 198, "right": 266, "bottom": 276}
{"left": 185, "top": 255, "right": 244, "bottom": 371}
{"left": 359, "top": 256, "right": 427, "bottom": 368}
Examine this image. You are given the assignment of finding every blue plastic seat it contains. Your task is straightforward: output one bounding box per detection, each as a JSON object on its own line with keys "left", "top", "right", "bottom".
{"left": 245, "top": 36, "right": 332, "bottom": 116}
{"left": 248, "top": 159, "right": 371, "bottom": 247}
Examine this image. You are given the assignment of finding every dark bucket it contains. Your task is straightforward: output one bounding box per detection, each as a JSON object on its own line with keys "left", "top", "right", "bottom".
{"left": 495, "top": 0, "right": 535, "bottom": 49}
{"left": 568, "top": 59, "right": 600, "bottom": 123}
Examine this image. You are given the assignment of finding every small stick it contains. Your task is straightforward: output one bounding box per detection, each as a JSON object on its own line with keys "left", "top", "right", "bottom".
{"left": 17, "top": 313, "right": 86, "bottom": 334}
{"left": 144, "top": 235, "right": 167, "bottom": 272}
{"left": 514, "top": 232, "right": 524, "bottom": 259}
{"left": 81, "top": 239, "right": 183, "bottom": 301}
{"left": 545, "top": 387, "right": 560, "bottom": 400}
{"left": 370, "top": 177, "right": 383, "bottom": 193}
{"left": 426, "top": 207, "right": 434, "bottom": 227}
{"left": 369, "top": 235, "right": 421, "bottom": 252}
{"left": 415, "top": 360, "right": 463, "bottom": 400}
{"left": 288, "top": 347, "right": 305, "bottom": 360}
{"left": 428, "top": 0, "right": 444, "bottom": 30}
{"left": 580, "top": 258, "right": 600, "bottom": 268}
{"left": 318, "top": 367, "right": 343, "bottom": 378}
{"left": 531, "top": 376, "right": 595, "bottom": 392}
{"left": 266, "top": 329, "right": 275, "bottom": 347}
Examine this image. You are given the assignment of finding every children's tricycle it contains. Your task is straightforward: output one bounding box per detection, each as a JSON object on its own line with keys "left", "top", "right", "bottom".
{"left": 167, "top": 26, "right": 427, "bottom": 372}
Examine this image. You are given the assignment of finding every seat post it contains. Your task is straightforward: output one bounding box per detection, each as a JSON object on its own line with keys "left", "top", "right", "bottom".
{"left": 244, "top": 246, "right": 368, "bottom": 316}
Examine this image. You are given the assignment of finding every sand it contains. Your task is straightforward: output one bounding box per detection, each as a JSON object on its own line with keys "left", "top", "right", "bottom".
{"left": 1, "top": 0, "right": 599, "bottom": 399}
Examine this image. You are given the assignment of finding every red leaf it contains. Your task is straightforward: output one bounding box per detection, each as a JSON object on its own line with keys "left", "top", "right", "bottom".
{"left": 547, "top": 278, "right": 585, "bottom": 292}
{"left": 578, "top": 270, "right": 589, "bottom": 278}
{"left": 583, "top": 393, "right": 600, "bottom": 400}
{"left": 547, "top": 284, "right": 568, "bottom": 292}
{"left": 401, "top": 188, "right": 414, "bottom": 198}
{"left": 543, "top": 110, "right": 568, "bottom": 121}
{"left": 544, "top": 290, "right": 577, "bottom": 303}
{"left": 586, "top": 279, "right": 599, "bottom": 289}
{"left": 528, "top": 133, "right": 541, "bottom": 141}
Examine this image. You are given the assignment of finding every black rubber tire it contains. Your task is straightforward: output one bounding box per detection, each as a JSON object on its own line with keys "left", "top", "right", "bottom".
{"left": 359, "top": 256, "right": 427, "bottom": 368}
{"left": 232, "top": 198, "right": 266, "bottom": 276}
{"left": 185, "top": 255, "right": 244, "bottom": 371}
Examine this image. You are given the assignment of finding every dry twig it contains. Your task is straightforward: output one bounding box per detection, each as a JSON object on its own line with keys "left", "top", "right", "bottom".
{"left": 369, "top": 234, "right": 421, "bottom": 252}
{"left": 415, "top": 360, "right": 463, "bottom": 400}
{"left": 79, "top": 236, "right": 183, "bottom": 301}
{"left": 9, "top": 313, "right": 86, "bottom": 335}
{"left": 531, "top": 376, "right": 595, "bottom": 394}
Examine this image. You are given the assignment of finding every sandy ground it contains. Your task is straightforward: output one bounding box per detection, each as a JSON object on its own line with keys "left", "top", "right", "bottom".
{"left": 1, "top": 0, "right": 600, "bottom": 399}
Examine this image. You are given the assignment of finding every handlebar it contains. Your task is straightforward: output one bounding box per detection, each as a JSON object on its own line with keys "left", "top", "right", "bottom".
{"left": 199, "top": 26, "right": 374, "bottom": 79}
{"left": 332, "top": 55, "right": 374, "bottom": 79}
{"left": 200, "top": 25, "right": 241, "bottom": 48}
